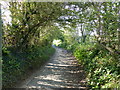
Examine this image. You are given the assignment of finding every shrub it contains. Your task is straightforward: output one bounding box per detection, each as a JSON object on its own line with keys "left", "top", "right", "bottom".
{"left": 65, "top": 43, "right": 120, "bottom": 88}
{"left": 2, "top": 45, "right": 55, "bottom": 88}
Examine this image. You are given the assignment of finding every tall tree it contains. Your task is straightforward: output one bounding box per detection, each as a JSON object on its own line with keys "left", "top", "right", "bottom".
{"left": 0, "top": 3, "right": 2, "bottom": 90}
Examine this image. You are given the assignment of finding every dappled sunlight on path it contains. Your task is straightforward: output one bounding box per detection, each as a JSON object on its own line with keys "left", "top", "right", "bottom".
{"left": 20, "top": 47, "right": 87, "bottom": 89}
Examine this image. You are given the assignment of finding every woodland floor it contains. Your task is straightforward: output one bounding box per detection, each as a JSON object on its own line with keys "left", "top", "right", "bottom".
{"left": 16, "top": 47, "right": 87, "bottom": 89}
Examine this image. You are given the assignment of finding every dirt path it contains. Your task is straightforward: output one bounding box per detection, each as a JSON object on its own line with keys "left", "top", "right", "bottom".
{"left": 19, "top": 47, "right": 87, "bottom": 89}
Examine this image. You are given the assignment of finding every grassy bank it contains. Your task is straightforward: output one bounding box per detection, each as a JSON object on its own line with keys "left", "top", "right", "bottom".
{"left": 59, "top": 42, "right": 120, "bottom": 88}
{"left": 2, "top": 45, "right": 55, "bottom": 88}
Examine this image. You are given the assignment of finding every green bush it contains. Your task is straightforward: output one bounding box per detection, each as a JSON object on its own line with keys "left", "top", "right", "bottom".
{"left": 65, "top": 43, "right": 120, "bottom": 88}
{"left": 2, "top": 45, "right": 55, "bottom": 88}
{"left": 58, "top": 41, "right": 67, "bottom": 48}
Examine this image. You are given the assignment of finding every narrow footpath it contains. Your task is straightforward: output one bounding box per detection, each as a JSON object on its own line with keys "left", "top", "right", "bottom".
{"left": 19, "top": 47, "right": 87, "bottom": 89}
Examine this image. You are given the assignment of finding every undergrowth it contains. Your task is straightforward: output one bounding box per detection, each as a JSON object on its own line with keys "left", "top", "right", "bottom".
{"left": 59, "top": 42, "right": 120, "bottom": 88}
{"left": 2, "top": 45, "right": 55, "bottom": 88}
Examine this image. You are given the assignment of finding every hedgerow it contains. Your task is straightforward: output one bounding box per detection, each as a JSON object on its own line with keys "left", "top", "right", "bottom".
{"left": 2, "top": 45, "right": 55, "bottom": 88}
{"left": 60, "top": 43, "right": 120, "bottom": 88}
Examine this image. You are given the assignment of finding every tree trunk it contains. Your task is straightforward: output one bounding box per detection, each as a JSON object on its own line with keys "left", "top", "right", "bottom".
{"left": 118, "top": 2, "right": 120, "bottom": 51}
{"left": 0, "top": 4, "right": 2, "bottom": 90}
{"left": 0, "top": 4, "right": 2, "bottom": 58}
{"left": 83, "top": 35, "right": 86, "bottom": 43}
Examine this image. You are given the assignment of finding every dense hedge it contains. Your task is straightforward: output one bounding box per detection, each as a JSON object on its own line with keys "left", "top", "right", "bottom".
{"left": 2, "top": 45, "right": 55, "bottom": 88}
{"left": 59, "top": 42, "right": 120, "bottom": 88}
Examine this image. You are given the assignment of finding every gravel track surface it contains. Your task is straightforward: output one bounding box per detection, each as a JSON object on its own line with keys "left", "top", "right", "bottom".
{"left": 19, "top": 47, "right": 87, "bottom": 89}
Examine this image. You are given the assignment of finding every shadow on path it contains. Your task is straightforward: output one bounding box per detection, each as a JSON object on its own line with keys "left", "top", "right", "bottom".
{"left": 20, "top": 47, "right": 88, "bottom": 89}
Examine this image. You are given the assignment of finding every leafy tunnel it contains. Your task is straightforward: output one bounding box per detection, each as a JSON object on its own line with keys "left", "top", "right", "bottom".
{"left": 1, "top": 2, "right": 120, "bottom": 89}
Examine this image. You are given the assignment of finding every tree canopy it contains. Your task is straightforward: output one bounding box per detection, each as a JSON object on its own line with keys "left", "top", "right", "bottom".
{"left": 1, "top": 2, "right": 120, "bottom": 89}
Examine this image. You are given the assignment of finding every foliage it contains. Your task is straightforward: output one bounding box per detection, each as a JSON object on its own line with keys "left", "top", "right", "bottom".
{"left": 2, "top": 2, "right": 120, "bottom": 88}
{"left": 2, "top": 46, "right": 55, "bottom": 88}
{"left": 61, "top": 2, "right": 120, "bottom": 52}
{"left": 58, "top": 2, "right": 120, "bottom": 88}
{"left": 62, "top": 43, "right": 120, "bottom": 88}
{"left": 3, "top": 2, "right": 66, "bottom": 50}
{"left": 2, "top": 2, "right": 65, "bottom": 87}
